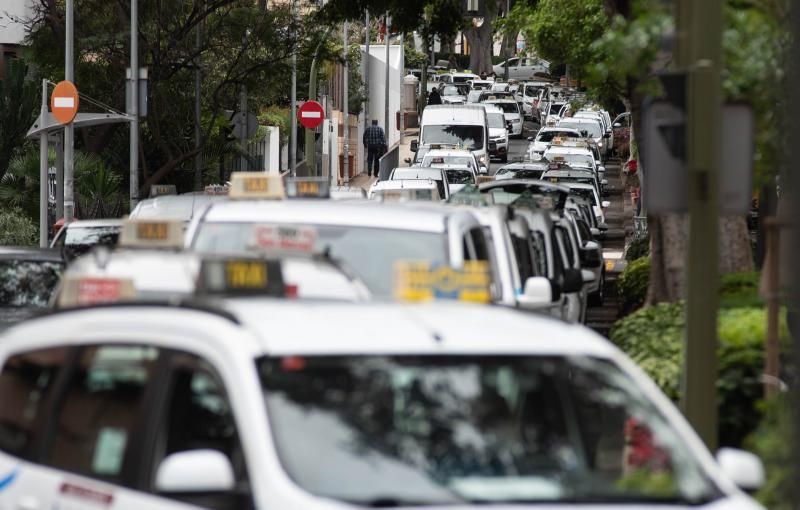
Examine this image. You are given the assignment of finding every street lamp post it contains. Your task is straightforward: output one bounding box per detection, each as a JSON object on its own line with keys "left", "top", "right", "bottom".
{"left": 64, "top": 0, "right": 75, "bottom": 224}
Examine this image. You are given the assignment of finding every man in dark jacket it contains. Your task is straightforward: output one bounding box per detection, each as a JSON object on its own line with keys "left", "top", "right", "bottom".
{"left": 428, "top": 88, "right": 442, "bottom": 105}
{"left": 362, "top": 119, "right": 386, "bottom": 178}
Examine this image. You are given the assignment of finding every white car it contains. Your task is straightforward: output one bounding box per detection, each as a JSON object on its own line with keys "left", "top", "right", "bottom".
{"left": 516, "top": 81, "right": 549, "bottom": 120}
{"left": 492, "top": 56, "right": 550, "bottom": 80}
{"left": 0, "top": 298, "right": 766, "bottom": 510}
{"left": 368, "top": 179, "right": 442, "bottom": 202}
{"left": 439, "top": 84, "right": 468, "bottom": 105}
{"left": 185, "top": 199, "right": 489, "bottom": 298}
{"left": 420, "top": 149, "right": 482, "bottom": 176}
{"left": 485, "top": 107, "right": 510, "bottom": 162}
{"left": 389, "top": 166, "right": 451, "bottom": 200}
{"left": 528, "top": 126, "right": 582, "bottom": 160}
{"left": 50, "top": 218, "right": 122, "bottom": 261}
{"left": 557, "top": 116, "right": 609, "bottom": 156}
{"left": 484, "top": 99, "right": 523, "bottom": 138}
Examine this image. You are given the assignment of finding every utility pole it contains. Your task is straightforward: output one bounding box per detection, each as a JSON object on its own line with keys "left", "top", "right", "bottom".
{"left": 343, "top": 21, "right": 350, "bottom": 184}
{"left": 64, "top": 0, "right": 75, "bottom": 224}
{"left": 503, "top": 0, "right": 510, "bottom": 81}
{"left": 290, "top": 0, "right": 298, "bottom": 176}
{"left": 364, "top": 9, "right": 370, "bottom": 145}
{"left": 130, "top": 0, "right": 139, "bottom": 210}
{"left": 39, "top": 80, "right": 48, "bottom": 247}
{"left": 194, "top": 1, "right": 202, "bottom": 191}
{"left": 384, "top": 12, "right": 391, "bottom": 140}
{"left": 677, "top": 0, "right": 723, "bottom": 450}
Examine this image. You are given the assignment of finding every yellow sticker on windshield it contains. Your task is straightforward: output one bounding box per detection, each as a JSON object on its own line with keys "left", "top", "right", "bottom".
{"left": 394, "top": 261, "right": 491, "bottom": 304}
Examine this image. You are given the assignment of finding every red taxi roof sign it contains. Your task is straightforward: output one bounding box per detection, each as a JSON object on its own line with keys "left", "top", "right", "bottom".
{"left": 249, "top": 224, "right": 317, "bottom": 254}
{"left": 57, "top": 275, "right": 136, "bottom": 308}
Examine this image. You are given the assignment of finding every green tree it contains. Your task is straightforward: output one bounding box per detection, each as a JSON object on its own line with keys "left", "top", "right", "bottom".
{"left": 0, "top": 207, "right": 38, "bottom": 246}
{"left": 0, "top": 59, "right": 39, "bottom": 181}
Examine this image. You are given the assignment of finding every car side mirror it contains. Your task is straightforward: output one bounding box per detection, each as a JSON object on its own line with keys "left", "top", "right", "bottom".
{"left": 410, "top": 140, "right": 418, "bottom": 152}
{"left": 480, "top": 165, "right": 488, "bottom": 174}
{"left": 598, "top": 165, "right": 606, "bottom": 174}
{"left": 601, "top": 200, "right": 611, "bottom": 208}
{"left": 613, "top": 122, "right": 622, "bottom": 128}
{"left": 581, "top": 268, "right": 596, "bottom": 284}
{"left": 597, "top": 222, "right": 609, "bottom": 231}
{"left": 562, "top": 269, "right": 583, "bottom": 293}
{"left": 403, "top": 157, "right": 412, "bottom": 164}
{"left": 156, "top": 450, "right": 235, "bottom": 494}
{"left": 527, "top": 136, "right": 534, "bottom": 142}
{"left": 601, "top": 179, "right": 608, "bottom": 185}
{"left": 716, "top": 448, "right": 765, "bottom": 492}
{"left": 517, "top": 276, "right": 553, "bottom": 309}
{"left": 590, "top": 227, "right": 601, "bottom": 237}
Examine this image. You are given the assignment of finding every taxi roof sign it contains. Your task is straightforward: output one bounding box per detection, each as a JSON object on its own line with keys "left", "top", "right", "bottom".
{"left": 229, "top": 172, "right": 285, "bottom": 199}
{"left": 57, "top": 275, "right": 136, "bottom": 308}
{"left": 118, "top": 219, "right": 184, "bottom": 249}
{"left": 196, "top": 258, "right": 285, "bottom": 297}
{"left": 394, "top": 261, "right": 491, "bottom": 304}
{"left": 285, "top": 177, "right": 330, "bottom": 199}
{"left": 149, "top": 184, "right": 177, "bottom": 198}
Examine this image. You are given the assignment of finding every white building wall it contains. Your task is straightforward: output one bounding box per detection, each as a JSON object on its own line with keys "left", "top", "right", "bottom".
{"left": 0, "top": 0, "right": 34, "bottom": 45}
{"left": 360, "top": 44, "right": 404, "bottom": 148}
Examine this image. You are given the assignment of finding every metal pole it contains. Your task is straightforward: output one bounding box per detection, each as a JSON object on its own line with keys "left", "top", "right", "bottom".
{"left": 239, "top": 87, "right": 248, "bottom": 171}
{"left": 384, "top": 12, "right": 390, "bottom": 141}
{"left": 56, "top": 132, "right": 64, "bottom": 219}
{"left": 364, "top": 9, "right": 370, "bottom": 140}
{"left": 290, "top": 0, "right": 297, "bottom": 176}
{"left": 678, "top": 0, "right": 722, "bottom": 450}
{"left": 64, "top": 0, "right": 75, "bottom": 224}
{"left": 503, "top": 0, "right": 510, "bottom": 81}
{"left": 39, "top": 79, "right": 48, "bottom": 247}
{"left": 343, "top": 21, "right": 350, "bottom": 184}
{"left": 194, "top": 2, "right": 202, "bottom": 190}
{"left": 129, "top": 0, "right": 139, "bottom": 210}
{"left": 398, "top": 33, "right": 404, "bottom": 144}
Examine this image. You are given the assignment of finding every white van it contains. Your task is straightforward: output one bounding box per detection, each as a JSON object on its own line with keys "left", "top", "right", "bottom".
{"left": 412, "top": 104, "right": 490, "bottom": 172}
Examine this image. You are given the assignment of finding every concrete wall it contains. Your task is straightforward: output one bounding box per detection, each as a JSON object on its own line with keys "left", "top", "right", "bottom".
{"left": 360, "top": 44, "right": 403, "bottom": 148}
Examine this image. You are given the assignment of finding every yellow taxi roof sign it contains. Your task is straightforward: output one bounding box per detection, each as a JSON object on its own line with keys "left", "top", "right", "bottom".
{"left": 118, "top": 219, "right": 184, "bottom": 249}
{"left": 196, "top": 257, "right": 285, "bottom": 297}
{"left": 394, "top": 260, "right": 491, "bottom": 304}
{"left": 150, "top": 184, "right": 177, "bottom": 198}
{"left": 229, "top": 172, "right": 285, "bottom": 200}
{"left": 285, "top": 177, "right": 330, "bottom": 199}
{"left": 57, "top": 275, "right": 136, "bottom": 308}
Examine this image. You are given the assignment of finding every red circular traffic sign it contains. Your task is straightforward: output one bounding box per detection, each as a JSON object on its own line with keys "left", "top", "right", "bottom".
{"left": 50, "top": 80, "right": 80, "bottom": 125}
{"left": 298, "top": 101, "right": 325, "bottom": 129}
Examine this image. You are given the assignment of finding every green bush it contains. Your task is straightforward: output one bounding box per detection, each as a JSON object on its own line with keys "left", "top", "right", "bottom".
{"left": 0, "top": 207, "right": 38, "bottom": 246}
{"left": 719, "top": 271, "right": 763, "bottom": 308}
{"left": 617, "top": 256, "right": 650, "bottom": 312}
{"left": 610, "top": 302, "right": 790, "bottom": 447}
{"left": 745, "top": 396, "right": 793, "bottom": 509}
{"left": 625, "top": 236, "right": 650, "bottom": 262}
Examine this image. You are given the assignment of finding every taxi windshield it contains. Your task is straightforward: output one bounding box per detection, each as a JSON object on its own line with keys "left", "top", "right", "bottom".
{"left": 259, "top": 355, "right": 719, "bottom": 506}
{"left": 558, "top": 121, "right": 602, "bottom": 138}
{"left": 490, "top": 102, "right": 519, "bottom": 114}
{"left": 444, "top": 169, "right": 475, "bottom": 185}
{"left": 192, "top": 223, "right": 448, "bottom": 297}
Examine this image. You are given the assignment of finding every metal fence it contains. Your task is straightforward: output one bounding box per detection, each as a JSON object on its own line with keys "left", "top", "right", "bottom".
{"left": 377, "top": 143, "right": 400, "bottom": 181}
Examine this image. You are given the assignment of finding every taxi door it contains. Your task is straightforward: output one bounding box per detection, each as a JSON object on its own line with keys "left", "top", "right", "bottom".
{"left": 0, "top": 344, "right": 197, "bottom": 510}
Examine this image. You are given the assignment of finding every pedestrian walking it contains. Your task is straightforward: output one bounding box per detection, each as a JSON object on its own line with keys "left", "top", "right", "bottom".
{"left": 363, "top": 119, "right": 386, "bottom": 178}
{"left": 427, "top": 88, "right": 442, "bottom": 105}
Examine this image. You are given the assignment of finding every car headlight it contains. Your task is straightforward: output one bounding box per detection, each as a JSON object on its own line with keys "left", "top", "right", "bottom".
{"left": 598, "top": 141, "right": 604, "bottom": 148}
{"left": 512, "top": 119, "right": 521, "bottom": 123}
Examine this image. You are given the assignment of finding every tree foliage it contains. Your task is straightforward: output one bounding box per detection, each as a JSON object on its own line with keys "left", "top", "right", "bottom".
{"left": 0, "top": 59, "right": 39, "bottom": 181}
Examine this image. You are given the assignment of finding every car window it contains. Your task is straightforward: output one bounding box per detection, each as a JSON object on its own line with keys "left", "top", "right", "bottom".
{"left": 49, "top": 345, "right": 159, "bottom": 484}
{"left": 0, "top": 347, "right": 69, "bottom": 460}
{"left": 531, "top": 231, "right": 548, "bottom": 276}
{"left": 511, "top": 233, "right": 534, "bottom": 281}
{"left": 507, "top": 58, "right": 518, "bottom": 66}
{"left": 468, "top": 227, "right": 490, "bottom": 262}
{"left": 0, "top": 260, "right": 64, "bottom": 308}
{"left": 153, "top": 352, "right": 251, "bottom": 510}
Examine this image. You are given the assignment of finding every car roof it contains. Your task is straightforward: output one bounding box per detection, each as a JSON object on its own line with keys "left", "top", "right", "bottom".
{"left": 0, "top": 247, "right": 64, "bottom": 262}
{"left": 373, "top": 179, "right": 437, "bottom": 190}
{"left": 559, "top": 117, "right": 601, "bottom": 124}
{"left": 539, "top": 126, "right": 581, "bottom": 133}
{"left": 131, "top": 194, "right": 224, "bottom": 221}
{"left": 1, "top": 301, "right": 616, "bottom": 359}
{"left": 422, "top": 149, "right": 474, "bottom": 158}
{"left": 64, "top": 219, "right": 124, "bottom": 228}
{"left": 497, "top": 162, "right": 549, "bottom": 171}
{"left": 480, "top": 179, "right": 571, "bottom": 194}
{"left": 542, "top": 169, "right": 595, "bottom": 178}
{"left": 195, "top": 199, "right": 460, "bottom": 233}
{"left": 393, "top": 167, "right": 446, "bottom": 179}
{"left": 545, "top": 146, "right": 594, "bottom": 155}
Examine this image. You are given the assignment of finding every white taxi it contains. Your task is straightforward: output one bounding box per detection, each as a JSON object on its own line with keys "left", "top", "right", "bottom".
{"left": 0, "top": 300, "right": 765, "bottom": 510}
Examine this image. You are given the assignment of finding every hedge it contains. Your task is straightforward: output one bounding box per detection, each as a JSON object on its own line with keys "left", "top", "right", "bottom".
{"left": 625, "top": 236, "right": 650, "bottom": 262}
{"left": 0, "top": 207, "right": 38, "bottom": 246}
{"left": 617, "top": 256, "right": 650, "bottom": 312}
{"left": 610, "top": 302, "right": 790, "bottom": 447}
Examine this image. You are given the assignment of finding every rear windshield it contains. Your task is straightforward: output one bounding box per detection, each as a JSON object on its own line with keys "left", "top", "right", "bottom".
{"left": 536, "top": 130, "right": 578, "bottom": 142}
{"left": 487, "top": 113, "right": 506, "bottom": 129}
{"left": 422, "top": 125, "right": 484, "bottom": 151}
{"left": 490, "top": 103, "right": 519, "bottom": 114}
{"left": 0, "top": 260, "right": 64, "bottom": 307}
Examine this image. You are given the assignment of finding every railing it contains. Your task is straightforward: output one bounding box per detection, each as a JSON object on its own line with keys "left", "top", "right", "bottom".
{"left": 377, "top": 142, "right": 400, "bottom": 181}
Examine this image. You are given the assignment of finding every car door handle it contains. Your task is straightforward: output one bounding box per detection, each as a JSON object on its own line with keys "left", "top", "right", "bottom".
{"left": 17, "top": 497, "right": 40, "bottom": 510}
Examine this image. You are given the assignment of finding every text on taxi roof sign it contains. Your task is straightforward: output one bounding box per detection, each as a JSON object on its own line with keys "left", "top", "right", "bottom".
{"left": 249, "top": 224, "right": 317, "bottom": 253}
{"left": 197, "top": 258, "right": 285, "bottom": 297}
{"left": 118, "top": 219, "right": 184, "bottom": 249}
{"left": 285, "top": 177, "right": 330, "bottom": 199}
{"left": 394, "top": 261, "right": 491, "bottom": 304}
{"left": 229, "top": 172, "right": 285, "bottom": 199}
{"left": 57, "top": 275, "right": 136, "bottom": 308}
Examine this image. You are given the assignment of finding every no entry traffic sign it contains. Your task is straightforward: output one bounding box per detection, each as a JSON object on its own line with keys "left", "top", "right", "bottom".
{"left": 50, "top": 80, "right": 80, "bottom": 125}
{"left": 298, "top": 100, "right": 324, "bottom": 129}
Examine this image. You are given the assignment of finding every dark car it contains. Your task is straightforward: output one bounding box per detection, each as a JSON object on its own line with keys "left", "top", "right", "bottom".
{"left": 0, "top": 247, "right": 65, "bottom": 329}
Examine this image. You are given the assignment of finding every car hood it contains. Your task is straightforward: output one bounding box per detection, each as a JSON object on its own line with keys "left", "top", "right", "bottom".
{"left": 489, "top": 127, "right": 507, "bottom": 138}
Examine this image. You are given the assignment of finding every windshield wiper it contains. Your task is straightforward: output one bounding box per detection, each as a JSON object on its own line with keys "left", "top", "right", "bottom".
{"left": 347, "top": 497, "right": 464, "bottom": 508}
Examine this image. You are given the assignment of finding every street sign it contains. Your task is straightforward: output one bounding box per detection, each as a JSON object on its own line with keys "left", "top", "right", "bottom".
{"left": 298, "top": 100, "right": 324, "bottom": 129}
{"left": 50, "top": 81, "right": 79, "bottom": 125}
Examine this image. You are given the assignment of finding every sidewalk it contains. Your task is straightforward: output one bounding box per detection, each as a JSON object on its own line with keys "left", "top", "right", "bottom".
{"left": 348, "top": 127, "right": 420, "bottom": 191}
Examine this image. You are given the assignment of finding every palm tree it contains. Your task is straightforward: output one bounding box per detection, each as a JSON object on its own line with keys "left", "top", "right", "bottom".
{"left": 0, "top": 149, "right": 52, "bottom": 221}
